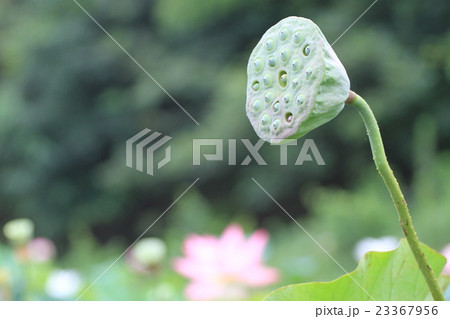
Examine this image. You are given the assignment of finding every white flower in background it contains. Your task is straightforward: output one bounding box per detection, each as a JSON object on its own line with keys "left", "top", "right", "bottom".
{"left": 353, "top": 236, "right": 400, "bottom": 261}
{"left": 27, "top": 237, "right": 56, "bottom": 262}
{"left": 133, "top": 237, "right": 166, "bottom": 266}
{"left": 2, "top": 218, "right": 34, "bottom": 244}
{"left": 45, "top": 269, "right": 82, "bottom": 299}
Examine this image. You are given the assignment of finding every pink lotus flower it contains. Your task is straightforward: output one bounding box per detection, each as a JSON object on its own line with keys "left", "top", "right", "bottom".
{"left": 173, "top": 224, "right": 279, "bottom": 300}
{"left": 442, "top": 244, "right": 450, "bottom": 276}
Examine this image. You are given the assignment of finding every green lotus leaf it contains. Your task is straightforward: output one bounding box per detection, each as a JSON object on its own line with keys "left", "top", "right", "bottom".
{"left": 264, "top": 239, "right": 447, "bottom": 301}
{"left": 246, "top": 16, "right": 350, "bottom": 144}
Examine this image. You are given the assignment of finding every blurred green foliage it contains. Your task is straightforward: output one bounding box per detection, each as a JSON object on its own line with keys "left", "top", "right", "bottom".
{"left": 0, "top": 0, "right": 449, "bottom": 300}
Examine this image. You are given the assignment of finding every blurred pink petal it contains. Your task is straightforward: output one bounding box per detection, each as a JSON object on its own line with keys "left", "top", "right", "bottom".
{"left": 442, "top": 244, "right": 450, "bottom": 276}
{"left": 220, "top": 224, "right": 246, "bottom": 248}
{"left": 185, "top": 281, "right": 224, "bottom": 301}
{"left": 183, "top": 235, "right": 218, "bottom": 260}
{"left": 174, "top": 224, "right": 279, "bottom": 300}
{"left": 245, "top": 229, "right": 269, "bottom": 262}
{"left": 27, "top": 237, "right": 56, "bottom": 262}
{"left": 240, "top": 266, "right": 279, "bottom": 286}
{"left": 173, "top": 257, "right": 218, "bottom": 280}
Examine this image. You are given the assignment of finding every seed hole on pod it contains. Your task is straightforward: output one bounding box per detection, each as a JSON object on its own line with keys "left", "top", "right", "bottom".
{"left": 293, "top": 31, "right": 301, "bottom": 44}
{"left": 265, "top": 39, "right": 275, "bottom": 52}
{"left": 254, "top": 58, "right": 263, "bottom": 72}
{"left": 303, "top": 44, "right": 311, "bottom": 56}
{"left": 268, "top": 56, "right": 276, "bottom": 67}
{"left": 296, "top": 94, "right": 304, "bottom": 106}
{"left": 264, "top": 92, "right": 273, "bottom": 103}
{"left": 261, "top": 114, "right": 270, "bottom": 126}
{"left": 252, "top": 81, "right": 260, "bottom": 91}
{"left": 279, "top": 28, "right": 288, "bottom": 41}
{"left": 272, "top": 101, "right": 280, "bottom": 112}
{"left": 272, "top": 119, "right": 281, "bottom": 130}
{"left": 285, "top": 112, "right": 293, "bottom": 123}
{"left": 279, "top": 70, "right": 287, "bottom": 88}
{"left": 252, "top": 100, "right": 261, "bottom": 112}
{"left": 263, "top": 74, "right": 272, "bottom": 87}
{"left": 280, "top": 49, "right": 290, "bottom": 62}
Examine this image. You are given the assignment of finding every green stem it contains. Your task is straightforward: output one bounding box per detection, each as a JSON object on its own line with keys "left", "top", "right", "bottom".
{"left": 347, "top": 91, "right": 444, "bottom": 301}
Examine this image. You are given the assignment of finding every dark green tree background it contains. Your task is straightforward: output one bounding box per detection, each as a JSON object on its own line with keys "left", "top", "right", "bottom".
{"left": 0, "top": 0, "right": 449, "bottom": 253}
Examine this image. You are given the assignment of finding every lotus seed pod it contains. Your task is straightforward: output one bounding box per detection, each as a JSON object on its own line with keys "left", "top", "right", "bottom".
{"left": 246, "top": 17, "right": 350, "bottom": 144}
{"left": 3, "top": 218, "right": 34, "bottom": 245}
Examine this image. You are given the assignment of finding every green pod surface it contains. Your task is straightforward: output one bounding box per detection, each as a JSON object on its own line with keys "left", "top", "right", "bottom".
{"left": 246, "top": 17, "right": 350, "bottom": 144}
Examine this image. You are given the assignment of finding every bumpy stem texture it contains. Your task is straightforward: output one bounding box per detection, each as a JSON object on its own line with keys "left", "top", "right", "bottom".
{"left": 347, "top": 91, "right": 444, "bottom": 301}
